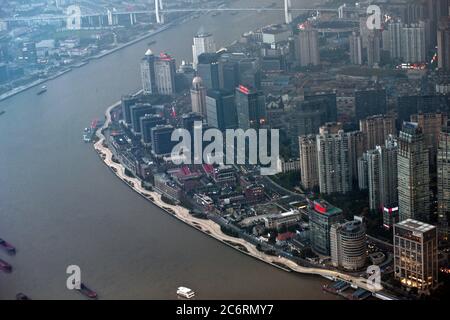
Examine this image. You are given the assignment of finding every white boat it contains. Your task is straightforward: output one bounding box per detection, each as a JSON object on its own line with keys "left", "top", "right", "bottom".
{"left": 176, "top": 286, "right": 195, "bottom": 299}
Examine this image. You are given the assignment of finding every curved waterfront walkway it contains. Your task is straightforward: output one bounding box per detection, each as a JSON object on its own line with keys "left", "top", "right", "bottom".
{"left": 93, "top": 101, "right": 383, "bottom": 294}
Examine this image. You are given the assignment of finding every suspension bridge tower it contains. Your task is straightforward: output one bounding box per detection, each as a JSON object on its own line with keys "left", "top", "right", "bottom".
{"left": 154, "top": 0, "right": 164, "bottom": 24}
{"left": 284, "top": 0, "right": 292, "bottom": 24}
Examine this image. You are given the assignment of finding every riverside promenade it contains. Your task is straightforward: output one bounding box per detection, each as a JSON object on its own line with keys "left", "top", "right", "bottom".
{"left": 93, "top": 100, "right": 383, "bottom": 295}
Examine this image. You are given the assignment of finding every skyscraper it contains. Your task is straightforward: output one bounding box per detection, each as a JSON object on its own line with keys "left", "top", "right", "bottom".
{"left": 387, "top": 20, "right": 403, "bottom": 60}
{"left": 235, "top": 85, "right": 266, "bottom": 130}
{"left": 190, "top": 77, "right": 207, "bottom": 117}
{"left": 360, "top": 114, "right": 396, "bottom": 151}
{"left": 437, "top": 17, "right": 450, "bottom": 71}
{"left": 402, "top": 22, "right": 426, "bottom": 63}
{"left": 121, "top": 95, "right": 139, "bottom": 125}
{"left": 411, "top": 112, "right": 448, "bottom": 167}
{"left": 309, "top": 200, "right": 344, "bottom": 256}
{"left": 437, "top": 120, "right": 450, "bottom": 237}
{"left": 197, "top": 53, "right": 220, "bottom": 90}
{"left": 299, "top": 135, "right": 319, "bottom": 190}
{"left": 206, "top": 89, "right": 237, "bottom": 131}
{"left": 394, "top": 219, "right": 438, "bottom": 293}
{"left": 151, "top": 124, "right": 175, "bottom": 156}
{"left": 192, "top": 32, "right": 216, "bottom": 69}
{"left": 317, "top": 129, "right": 353, "bottom": 194}
{"left": 427, "top": 0, "right": 450, "bottom": 49}
{"left": 140, "top": 114, "right": 166, "bottom": 145}
{"left": 349, "top": 32, "right": 363, "bottom": 65}
{"left": 140, "top": 49, "right": 157, "bottom": 95}
{"left": 140, "top": 50, "right": 176, "bottom": 95}
{"left": 295, "top": 27, "right": 320, "bottom": 67}
{"left": 154, "top": 53, "right": 176, "bottom": 95}
{"left": 130, "top": 103, "right": 154, "bottom": 134}
{"left": 397, "top": 122, "right": 430, "bottom": 222}
{"left": 365, "top": 137, "right": 398, "bottom": 212}
{"left": 367, "top": 30, "right": 381, "bottom": 67}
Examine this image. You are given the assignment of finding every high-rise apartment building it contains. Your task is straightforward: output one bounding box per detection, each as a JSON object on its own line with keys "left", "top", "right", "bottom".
{"left": 349, "top": 32, "right": 363, "bottom": 65}
{"left": 365, "top": 137, "right": 398, "bottom": 212}
{"left": 367, "top": 30, "right": 381, "bottom": 67}
{"left": 317, "top": 129, "right": 362, "bottom": 194}
{"left": 402, "top": 22, "right": 426, "bottom": 63}
{"left": 299, "top": 135, "right": 319, "bottom": 190}
{"left": 360, "top": 114, "right": 396, "bottom": 151}
{"left": 295, "top": 27, "right": 320, "bottom": 67}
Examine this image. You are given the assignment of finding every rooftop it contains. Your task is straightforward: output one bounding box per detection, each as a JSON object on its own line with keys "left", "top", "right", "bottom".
{"left": 396, "top": 219, "right": 435, "bottom": 233}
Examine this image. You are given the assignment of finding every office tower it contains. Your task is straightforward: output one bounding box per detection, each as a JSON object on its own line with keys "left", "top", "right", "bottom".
{"left": 154, "top": 53, "right": 176, "bottom": 95}
{"left": 219, "top": 59, "right": 240, "bottom": 91}
{"left": 397, "top": 95, "right": 450, "bottom": 122}
{"left": 140, "top": 49, "right": 157, "bottom": 95}
{"left": 299, "top": 135, "right": 319, "bottom": 190}
{"left": 394, "top": 219, "right": 438, "bottom": 292}
{"left": 317, "top": 130, "right": 353, "bottom": 194}
{"left": 238, "top": 58, "right": 261, "bottom": 89}
{"left": 349, "top": 32, "right": 363, "bottom": 65}
{"left": 437, "top": 18, "right": 450, "bottom": 71}
{"left": 398, "top": 122, "right": 430, "bottom": 222}
{"left": 437, "top": 120, "right": 450, "bottom": 236}
{"left": 330, "top": 220, "right": 367, "bottom": 271}
{"left": 190, "top": 77, "right": 207, "bottom": 117}
{"left": 130, "top": 103, "right": 154, "bottom": 134}
{"left": 206, "top": 90, "right": 237, "bottom": 131}
{"left": 177, "top": 61, "right": 196, "bottom": 90}
{"left": 235, "top": 85, "right": 266, "bottom": 130}
{"left": 354, "top": 89, "right": 387, "bottom": 122}
{"left": 197, "top": 53, "right": 220, "bottom": 90}
{"left": 309, "top": 200, "right": 344, "bottom": 256}
{"left": 402, "top": 22, "right": 426, "bottom": 63}
{"left": 140, "top": 114, "right": 166, "bottom": 145}
{"left": 428, "top": 0, "right": 450, "bottom": 49}
{"left": 290, "top": 100, "right": 330, "bottom": 137}
{"left": 304, "top": 92, "right": 338, "bottom": 123}
{"left": 360, "top": 114, "right": 396, "bottom": 151}
{"left": 192, "top": 32, "right": 216, "bottom": 69}
{"left": 411, "top": 112, "right": 448, "bottom": 166}
{"left": 387, "top": 20, "right": 403, "bottom": 60}
{"left": 121, "top": 95, "right": 139, "bottom": 125}
{"left": 295, "top": 27, "right": 320, "bottom": 67}
{"left": 151, "top": 125, "right": 175, "bottom": 156}
{"left": 365, "top": 138, "right": 398, "bottom": 213}
{"left": 367, "top": 30, "right": 381, "bottom": 67}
